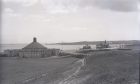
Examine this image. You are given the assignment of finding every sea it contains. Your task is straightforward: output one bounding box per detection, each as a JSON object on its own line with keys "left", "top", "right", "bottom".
{"left": 0, "top": 44, "right": 120, "bottom": 52}
{"left": 0, "top": 44, "right": 97, "bottom": 52}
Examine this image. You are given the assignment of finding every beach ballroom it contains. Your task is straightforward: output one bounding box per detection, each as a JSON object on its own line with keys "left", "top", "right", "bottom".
{"left": 4, "top": 37, "right": 60, "bottom": 58}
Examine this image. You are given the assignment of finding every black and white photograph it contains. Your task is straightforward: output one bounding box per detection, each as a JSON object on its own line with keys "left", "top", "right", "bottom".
{"left": 0, "top": 0, "right": 139, "bottom": 84}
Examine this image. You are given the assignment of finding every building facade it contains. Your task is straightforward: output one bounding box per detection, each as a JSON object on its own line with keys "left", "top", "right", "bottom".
{"left": 4, "top": 49, "right": 20, "bottom": 57}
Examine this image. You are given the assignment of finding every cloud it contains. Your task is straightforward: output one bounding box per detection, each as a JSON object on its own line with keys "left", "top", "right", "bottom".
{"left": 1, "top": 0, "right": 139, "bottom": 44}
{"left": 2, "top": 7, "right": 21, "bottom": 17}
{"left": 2, "top": 0, "right": 138, "bottom": 16}
{"left": 42, "top": 0, "right": 138, "bottom": 12}
{"left": 2, "top": 0, "right": 44, "bottom": 15}
{"left": 3, "top": 0, "right": 38, "bottom": 5}
{"left": 4, "top": 8, "right": 14, "bottom": 13}
{"left": 94, "top": 0, "right": 138, "bottom": 12}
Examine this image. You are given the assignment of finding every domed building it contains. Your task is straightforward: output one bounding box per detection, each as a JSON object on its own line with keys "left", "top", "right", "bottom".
{"left": 3, "top": 37, "right": 60, "bottom": 58}
{"left": 19, "top": 37, "right": 60, "bottom": 58}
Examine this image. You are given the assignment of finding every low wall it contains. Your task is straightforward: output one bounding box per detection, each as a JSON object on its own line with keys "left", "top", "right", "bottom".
{"left": 4, "top": 49, "right": 60, "bottom": 58}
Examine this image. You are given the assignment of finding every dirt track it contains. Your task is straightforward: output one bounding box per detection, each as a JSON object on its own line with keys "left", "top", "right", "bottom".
{"left": 0, "top": 49, "right": 139, "bottom": 84}
{"left": 0, "top": 56, "right": 79, "bottom": 84}
{"left": 64, "top": 50, "right": 139, "bottom": 84}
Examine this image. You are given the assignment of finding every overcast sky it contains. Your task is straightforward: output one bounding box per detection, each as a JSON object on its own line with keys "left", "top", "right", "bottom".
{"left": 1, "top": 0, "right": 140, "bottom": 44}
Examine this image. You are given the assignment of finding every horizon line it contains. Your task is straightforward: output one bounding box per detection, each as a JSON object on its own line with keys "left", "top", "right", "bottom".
{"left": 0, "top": 39, "right": 140, "bottom": 45}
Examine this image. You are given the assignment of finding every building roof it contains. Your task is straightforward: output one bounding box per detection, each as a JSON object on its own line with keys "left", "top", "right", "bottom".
{"left": 23, "top": 37, "right": 47, "bottom": 49}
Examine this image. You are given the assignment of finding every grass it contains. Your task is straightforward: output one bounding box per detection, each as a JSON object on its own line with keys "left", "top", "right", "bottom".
{"left": 0, "top": 45, "right": 139, "bottom": 84}
{"left": 0, "top": 57, "right": 79, "bottom": 84}
{"left": 67, "top": 50, "right": 139, "bottom": 84}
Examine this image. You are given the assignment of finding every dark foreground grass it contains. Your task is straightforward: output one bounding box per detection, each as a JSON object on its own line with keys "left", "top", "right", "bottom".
{"left": 70, "top": 50, "right": 139, "bottom": 84}
{"left": 0, "top": 57, "right": 79, "bottom": 84}
{"left": 0, "top": 50, "right": 139, "bottom": 84}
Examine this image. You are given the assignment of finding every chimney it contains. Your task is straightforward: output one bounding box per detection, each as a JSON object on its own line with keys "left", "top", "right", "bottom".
{"left": 105, "top": 40, "right": 106, "bottom": 43}
{"left": 33, "top": 37, "right": 37, "bottom": 42}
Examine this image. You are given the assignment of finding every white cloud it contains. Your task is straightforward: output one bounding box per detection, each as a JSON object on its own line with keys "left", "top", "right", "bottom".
{"left": 3, "top": 0, "right": 38, "bottom": 4}
{"left": 3, "top": 8, "right": 21, "bottom": 17}
{"left": 4, "top": 8, "right": 14, "bottom": 13}
{"left": 59, "top": 27, "right": 87, "bottom": 32}
{"left": 1, "top": 0, "right": 139, "bottom": 43}
{"left": 49, "top": 7, "right": 70, "bottom": 14}
{"left": 2, "top": 0, "right": 137, "bottom": 17}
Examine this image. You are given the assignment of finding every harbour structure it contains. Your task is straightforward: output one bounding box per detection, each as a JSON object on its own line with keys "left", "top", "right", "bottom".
{"left": 82, "top": 44, "right": 92, "bottom": 49}
{"left": 4, "top": 37, "right": 60, "bottom": 58}
{"left": 76, "top": 44, "right": 93, "bottom": 53}
{"left": 96, "top": 40, "right": 110, "bottom": 49}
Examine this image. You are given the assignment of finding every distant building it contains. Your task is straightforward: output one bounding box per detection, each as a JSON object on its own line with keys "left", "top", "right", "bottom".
{"left": 4, "top": 37, "right": 60, "bottom": 58}
{"left": 96, "top": 40, "right": 110, "bottom": 49}
{"left": 4, "top": 49, "right": 20, "bottom": 57}
{"left": 82, "top": 44, "right": 91, "bottom": 50}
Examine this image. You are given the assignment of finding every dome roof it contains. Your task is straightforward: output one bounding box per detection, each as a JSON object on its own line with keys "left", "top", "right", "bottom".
{"left": 23, "top": 37, "right": 46, "bottom": 49}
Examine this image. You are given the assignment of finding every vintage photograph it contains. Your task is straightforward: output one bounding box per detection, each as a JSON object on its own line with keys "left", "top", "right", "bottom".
{"left": 0, "top": 0, "right": 139, "bottom": 84}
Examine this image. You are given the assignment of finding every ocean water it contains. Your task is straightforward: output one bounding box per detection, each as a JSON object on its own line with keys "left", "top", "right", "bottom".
{"left": 0, "top": 44, "right": 96, "bottom": 52}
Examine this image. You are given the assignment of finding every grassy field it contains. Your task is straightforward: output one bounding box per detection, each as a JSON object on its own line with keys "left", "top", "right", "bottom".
{"left": 0, "top": 45, "right": 139, "bottom": 84}
{"left": 0, "top": 56, "right": 79, "bottom": 84}
{"left": 65, "top": 50, "right": 139, "bottom": 84}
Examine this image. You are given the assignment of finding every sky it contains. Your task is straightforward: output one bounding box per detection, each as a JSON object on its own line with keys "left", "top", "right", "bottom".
{"left": 1, "top": 0, "right": 140, "bottom": 44}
